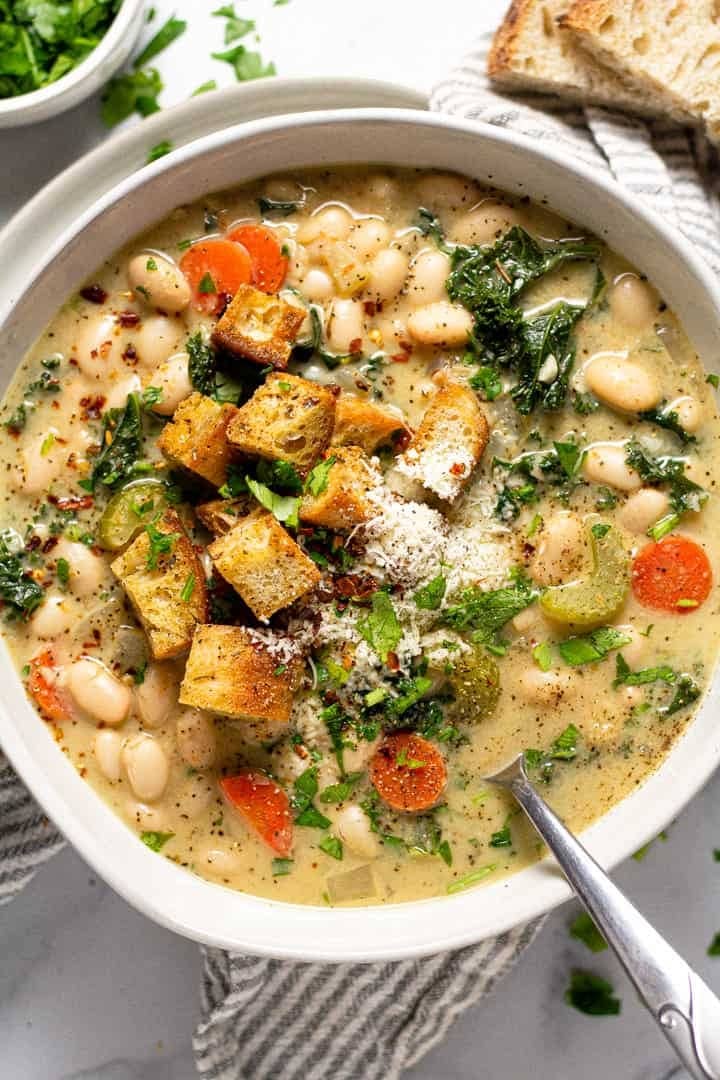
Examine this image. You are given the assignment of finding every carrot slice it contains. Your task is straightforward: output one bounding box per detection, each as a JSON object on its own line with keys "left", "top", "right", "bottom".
{"left": 632, "top": 535, "right": 712, "bottom": 613}
{"left": 369, "top": 733, "right": 447, "bottom": 813}
{"left": 226, "top": 223, "right": 288, "bottom": 293}
{"left": 179, "top": 238, "right": 252, "bottom": 314}
{"left": 220, "top": 770, "right": 293, "bottom": 856}
{"left": 27, "top": 649, "right": 73, "bottom": 723}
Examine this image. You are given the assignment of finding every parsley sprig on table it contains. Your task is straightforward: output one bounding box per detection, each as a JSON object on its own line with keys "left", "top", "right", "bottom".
{"left": 0, "top": 0, "right": 121, "bottom": 99}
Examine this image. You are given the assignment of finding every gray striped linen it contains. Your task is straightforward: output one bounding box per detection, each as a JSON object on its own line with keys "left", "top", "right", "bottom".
{"left": 3, "top": 34, "right": 720, "bottom": 1079}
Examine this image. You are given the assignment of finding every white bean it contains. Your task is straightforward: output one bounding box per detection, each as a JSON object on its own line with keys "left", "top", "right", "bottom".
{"left": 609, "top": 273, "right": 657, "bottom": 329}
{"left": 583, "top": 443, "right": 642, "bottom": 492}
{"left": 369, "top": 248, "right": 409, "bottom": 302}
{"left": 328, "top": 298, "right": 364, "bottom": 353}
{"left": 67, "top": 658, "right": 131, "bottom": 727}
{"left": 415, "top": 173, "right": 479, "bottom": 211}
{"left": 529, "top": 513, "right": 587, "bottom": 587}
{"left": 670, "top": 395, "right": 704, "bottom": 434}
{"left": 122, "top": 735, "right": 169, "bottom": 802}
{"left": 31, "top": 593, "right": 75, "bottom": 639}
{"left": 407, "top": 302, "right": 473, "bottom": 347}
{"left": 135, "top": 662, "right": 181, "bottom": 730}
{"left": 175, "top": 708, "right": 217, "bottom": 769}
{"left": 407, "top": 250, "right": 451, "bottom": 305}
{"left": 297, "top": 205, "right": 353, "bottom": 243}
{"left": 21, "top": 430, "right": 62, "bottom": 495}
{"left": 134, "top": 316, "right": 185, "bottom": 372}
{"left": 336, "top": 804, "right": 379, "bottom": 859}
{"left": 350, "top": 218, "right": 390, "bottom": 260}
{"left": 301, "top": 267, "right": 335, "bottom": 302}
{"left": 94, "top": 730, "right": 123, "bottom": 782}
{"left": 53, "top": 539, "right": 106, "bottom": 598}
{"left": 618, "top": 488, "right": 670, "bottom": 534}
{"left": 450, "top": 202, "right": 521, "bottom": 245}
{"left": 614, "top": 625, "right": 647, "bottom": 668}
{"left": 585, "top": 353, "right": 661, "bottom": 413}
{"left": 146, "top": 351, "right": 192, "bottom": 416}
{"left": 74, "top": 314, "right": 125, "bottom": 376}
{"left": 127, "top": 253, "right": 191, "bottom": 315}
{"left": 519, "top": 668, "right": 576, "bottom": 706}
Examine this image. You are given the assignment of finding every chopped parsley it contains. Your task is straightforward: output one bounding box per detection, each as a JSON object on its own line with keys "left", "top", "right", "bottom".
{"left": 414, "top": 574, "right": 447, "bottom": 611}
{"left": 147, "top": 140, "right": 173, "bottom": 164}
{"left": 198, "top": 271, "right": 216, "bottom": 295}
{"left": 569, "top": 912, "right": 608, "bottom": 953}
{"left": 442, "top": 571, "right": 536, "bottom": 648}
{"left": 56, "top": 557, "right": 70, "bottom": 588}
{"left": 246, "top": 477, "right": 300, "bottom": 527}
{"left": 708, "top": 933, "right": 720, "bottom": 957}
{"left": 318, "top": 835, "right": 343, "bottom": 860}
{"left": 140, "top": 830, "right": 174, "bottom": 852}
{"left": 446, "top": 864, "right": 497, "bottom": 894}
{"left": 134, "top": 14, "right": 186, "bottom": 68}
{"left": 212, "top": 44, "right": 276, "bottom": 82}
{"left": 271, "top": 857, "right": 293, "bottom": 876}
{"left": 291, "top": 767, "right": 331, "bottom": 829}
{"left": 101, "top": 67, "right": 163, "bottom": 127}
{"left": 357, "top": 591, "right": 402, "bottom": 663}
{"left": 180, "top": 573, "right": 196, "bottom": 602}
{"left": 558, "top": 627, "right": 632, "bottom": 667}
{"left": 144, "top": 520, "right": 178, "bottom": 570}
{"left": 212, "top": 4, "right": 255, "bottom": 44}
{"left": 613, "top": 655, "right": 700, "bottom": 715}
{"left": 564, "top": 970, "right": 621, "bottom": 1016}
{"left": 304, "top": 456, "right": 336, "bottom": 497}
{"left": 489, "top": 821, "right": 512, "bottom": 848}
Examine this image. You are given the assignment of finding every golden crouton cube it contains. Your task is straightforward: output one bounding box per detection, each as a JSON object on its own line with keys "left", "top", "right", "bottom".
{"left": 299, "top": 446, "right": 380, "bottom": 531}
{"left": 226, "top": 372, "right": 338, "bottom": 476}
{"left": 396, "top": 374, "right": 489, "bottom": 502}
{"left": 208, "top": 509, "right": 321, "bottom": 621}
{"left": 179, "top": 625, "right": 301, "bottom": 722}
{"left": 157, "top": 392, "right": 238, "bottom": 488}
{"left": 331, "top": 393, "right": 409, "bottom": 455}
{"left": 110, "top": 509, "right": 208, "bottom": 660}
{"left": 196, "top": 497, "right": 252, "bottom": 537}
{"left": 211, "top": 284, "right": 305, "bottom": 370}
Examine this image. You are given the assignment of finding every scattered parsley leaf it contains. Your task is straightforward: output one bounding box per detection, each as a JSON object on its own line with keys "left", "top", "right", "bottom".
{"left": 569, "top": 912, "right": 608, "bottom": 953}
{"left": 134, "top": 15, "right": 186, "bottom": 68}
{"left": 140, "top": 830, "right": 174, "bottom": 852}
{"left": 212, "top": 5, "right": 255, "bottom": 44}
{"left": 101, "top": 67, "right": 163, "bottom": 127}
{"left": 318, "top": 835, "right": 343, "bottom": 860}
{"left": 271, "top": 857, "right": 293, "bottom": 876}
{"left": 212, "top": 44, "right": 276, "bottom": 82}
{"left": 565, "top": 970, "right": 620, "bottom": 1016}
{"left": 147, "top": 140, "right": 173, "bottom": 163}
{"left": 246, "top": 477, "right": 301, "bottom": 527}
{"left": 414, "top": 574, "right": 447, "bottom": 611}
{"left": 357, "top": 590, "right": 402, "bottom": 663}
{"left": 304, "top": 456, "right": 336, "bottom": 497}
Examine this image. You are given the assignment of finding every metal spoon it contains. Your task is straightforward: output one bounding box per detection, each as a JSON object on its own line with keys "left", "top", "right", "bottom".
{"left": 485, "top": 754, "right": 720, "bottom": 1079}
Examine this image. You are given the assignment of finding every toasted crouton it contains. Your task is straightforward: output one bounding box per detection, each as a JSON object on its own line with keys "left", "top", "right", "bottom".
{"left": 395, "top": 374, "right": 489, "bottom": 502}
{"left": 157, "top": 392, "right": 238, "bottom": 487}
{"left": 300, "top": 446, "right": 381, "bottom": 531}
{"left": 110, "top": 509, "right": 207, "bottom": 660}
{"left": 208, "top": 509, "right": 321, "bottom": 621}
{"left": 179, "top": 625, "right": 300, "bottom": 722}
{"left": 211, "top": 284, "right": 305, "bottom": 370}
{"left": 196, "top": 497, "right": 252, "bottom": 537}
{"left": 331, "top": 393, "right": 409, "bottom": 455}
{"left": 226, "top": 372, "right": 337, "bottom": 476}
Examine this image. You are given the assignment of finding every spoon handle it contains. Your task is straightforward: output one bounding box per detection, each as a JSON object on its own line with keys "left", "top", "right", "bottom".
{"left": 504, "top": 759, "right": 720, "bottom": 1079}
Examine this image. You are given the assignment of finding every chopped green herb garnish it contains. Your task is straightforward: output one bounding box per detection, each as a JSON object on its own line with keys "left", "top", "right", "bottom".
{"left": 101, "top": 67, "right": 163, "bottom": 127}
{"left": 246, "top": 477, "right": 300, "bottom": 527}
{"left": 56, "top": 557, "right": 70, "bottom": 587}
{"left": 144, "top": 521, "right": 178, "bottom": 570}
{"left": 558, "top": 627, "right": 631, "bottom": 667}
{"left": 140, "top": 830, "right": 174, "bottom": 852}
{"left": 532, "top": 642, "right": 553, "bottom": 672}
{"left": 564, "top": 970, "right": 620, "bottom": 1016}
{"left": 569, "top": 912, "right": 608, "bottom": 953}
{"left": 706, "top": 373, "right": 719, "bottom": 389}
{"left": 271, "top": 857, "right": 293, "bottom": 876}
{"left": 357, "top": 590, "right": 402, "bottom": 663}
{"left": 180, "top": 573, "right": 196, "bottom": 603}
{"left": 192, "top": 80, "right": 218, "bottom": 96}
{"left": 147, "top": 141, "right": 173, "bottom": 164}
{"left": 708, "top": 933, "right": 720, "bottom": 957}
{"left": 304, "top": 456, "right": 336, "bottom": 497}
{"left": 134, "top": 15, "right": 186, "bottom": 68}
{"left": 212, "top": 44, "right": 276, "bottom": 82}
{"left": 198, "top": 271, "right": 216, "bottom": 295}
{"left": 212, "top": 5, "right": 255, "bottom": 44}
{"left": 320, "top": 774, "right": 363, "bottom": 804}
{"left": 318, "top": 835, "right": 343, "bottom": 860}
{"left": 414, "top": 573, "right": 447, "bottom": 611}
{"left": 489, "top": 822, "right": 512, "bottom": 848}
{"left": 89, "top": 393, "right": 143, "bottom": 491}
{"left": 551, "top": 723, "right": 580, "bottom": 761}
{"left": 446, "top": 864, "right": 497, "bottom": 894}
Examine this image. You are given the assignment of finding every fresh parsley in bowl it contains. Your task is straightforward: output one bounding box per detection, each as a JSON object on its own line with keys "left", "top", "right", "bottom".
{"left": 0, "top": 0, "right": 145, "bottom": 126}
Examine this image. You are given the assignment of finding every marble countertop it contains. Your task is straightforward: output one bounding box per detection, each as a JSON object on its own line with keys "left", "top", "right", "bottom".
{"left": 2, "top": 1, "right": 719, "bottom": 1076}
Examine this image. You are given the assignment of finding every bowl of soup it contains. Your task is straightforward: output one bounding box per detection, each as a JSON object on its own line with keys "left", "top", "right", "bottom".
{"left": 1, "top": 109, "right": 719, "bottom": 960}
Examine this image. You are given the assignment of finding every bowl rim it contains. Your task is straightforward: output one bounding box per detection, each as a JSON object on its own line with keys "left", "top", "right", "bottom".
{"left": 0, "top": 0, "right": 145, "bottom": 121}
{"left": 2, "top": 106, "right": 720, "bottom": 961}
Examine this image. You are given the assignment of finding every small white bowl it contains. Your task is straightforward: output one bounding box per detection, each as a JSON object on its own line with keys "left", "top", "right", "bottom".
{"left": 0, "top": 0, "right": 146, "bottom": 128}
{"left": 1, "top": 109, "right": 720, "bottom": 961}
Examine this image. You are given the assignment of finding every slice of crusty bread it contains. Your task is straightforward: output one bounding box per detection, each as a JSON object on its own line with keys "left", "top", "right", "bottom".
{"left": 488, "top": 0, "right": 660, "bottom": 114}
{"left": 562, "top": 0, "right": 720, "bottom": 141}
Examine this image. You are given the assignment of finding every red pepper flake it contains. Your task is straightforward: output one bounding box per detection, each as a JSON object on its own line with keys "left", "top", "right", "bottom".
{"left": 80, "top": 284, "right": 107, "bottom": 305}
{"left": 41, "top": 537, "right": 59, "bottom": 554}
{"left": 363, "top": 300, "right": 377, "bottom": 317}
{"left": 391, "top": 353, "right": 410, "bottom": 363}
{"left": 122, "top": 344, "right": 137, "bottom": 364}
{"left": 79, "top": 395, "right": 106, "bottom": 421}
{"left": 349, "top": 337, "right": 363, "bottom": 355}
{"left": 49, "top": 493, "right": 94, "bottom": 511}
{"left": 450, "top": 462, "right": 467, "bottom": 476}
{"left": 26, "top": 535, "right": 42, "bottom": 552}
{"left": 118, "top": 310, "right": 140, "bottom": 328}
{"left": 386, "top": 651, "right": 400, "bottom": 672}
{"left": 333, "top": 573, "right": 379, "bottom": 600}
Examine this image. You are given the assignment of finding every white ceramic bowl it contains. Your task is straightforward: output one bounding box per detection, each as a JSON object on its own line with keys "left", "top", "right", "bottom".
{"left": 0, "top": 0, "right": 145, "bottom": 128}
{"left": 1, "top": 109, "right": 719, "bottom": 961}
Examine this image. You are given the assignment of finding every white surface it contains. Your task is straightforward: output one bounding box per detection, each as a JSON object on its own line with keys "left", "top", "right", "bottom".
{"left": 5, "top": 107, "right": 720, "bottom": 964}
{"left": 1, "top": 0, "right": 719, "bottom": 1075}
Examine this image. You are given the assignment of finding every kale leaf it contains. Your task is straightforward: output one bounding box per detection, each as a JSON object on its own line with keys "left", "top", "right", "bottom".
{"left": 442, "top": 572, "right": 536, "bottom": 644}
{"left": 0, "top": 541, "right": 44, "bottom": 618}
{"left": 624, "top": 439, "right": 706, "bottom": 539}
{"left": 187, "top": 331, "right": 218, "bottom": 396}
{"left": 89, "top": 393, "right": 144, "bottom": 490}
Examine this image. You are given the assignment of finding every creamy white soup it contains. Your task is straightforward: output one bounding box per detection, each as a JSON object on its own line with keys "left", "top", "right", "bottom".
{"left": 1, "top": 167, "right": 718, "bottom": 906}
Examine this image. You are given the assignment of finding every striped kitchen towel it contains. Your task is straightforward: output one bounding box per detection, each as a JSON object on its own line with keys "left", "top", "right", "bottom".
{"left": 4, "top": 33, "right": 720, "bottom": 1080}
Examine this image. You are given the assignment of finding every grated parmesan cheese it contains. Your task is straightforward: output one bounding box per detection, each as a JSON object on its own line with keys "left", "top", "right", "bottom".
{"left": 395, "top": 442, "right": 475, "bottom": 502}
{"left": 355, "top": 489, "right": 448, "bottom": 588}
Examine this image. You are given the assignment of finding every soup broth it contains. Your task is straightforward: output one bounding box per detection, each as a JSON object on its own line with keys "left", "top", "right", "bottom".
{"left": 1, "top": 167, "right": 718, "bottom": 906}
